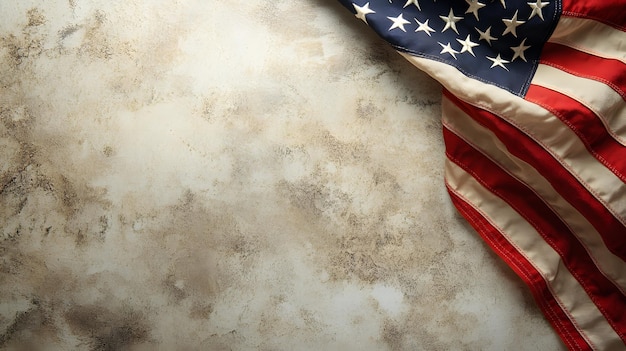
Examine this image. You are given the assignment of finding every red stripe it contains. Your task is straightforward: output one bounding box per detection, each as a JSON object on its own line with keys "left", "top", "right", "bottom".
{"left": 443, "top": 89, "right": 626, "bottom": 262}
{"left": 447, "top": 186, "right": 591, "bottom": 351}
{"left": 560, "top": 0, "right": 626, "bottom": 31}
{"left": 444, "top": 125, "right": 626, "bottom": 341}
{"left": 526, "top": 85, "right": 626, "bottom": 183}
{"left": 539, "top": 42, "right": 626, "bottom": 100}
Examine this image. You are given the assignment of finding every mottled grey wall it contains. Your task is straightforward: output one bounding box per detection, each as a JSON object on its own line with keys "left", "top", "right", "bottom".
{"left": 0, "top": 1, "right": 564, "bottom": 350}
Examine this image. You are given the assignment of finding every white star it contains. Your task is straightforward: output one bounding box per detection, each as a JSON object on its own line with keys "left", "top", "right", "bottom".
{"left": 475, "top": 26, "right": 497, "bottom": 46}
{"left": 510, "top": 38, "right": 531, "bottom": 61}
{"left": 502, "top": 10, "right": 525, "bottom": 37}
{"left": 387, "top": 13, "right": 411, "bottom": 32}
{"left": 353, "top": 2, "right": 376, "bottom": 24}
{"left": 499, "top": 0, "right": 506, "bottom": 8}
{"left": 465, "top": 0, "right": 486, "bottom": 20}
{"left": 456, "top": 35, "right": 480, "bottom": 56}
{"left": 414, "top": 18, "right": 435, "bottom": 36}
{"left": 487, "top": 54, "right": 510, "bottom": 70}
{"left": 528, "top": 0, "right": 549, "bottom": 21}
{"left": 403, "top": 0, "right": 421, "bottom": 10}
{"left": 438, "top": 42, "right": 459, "bottom": 59}
{"left": 440, "top": 8, "right": 463, "bottom": 35}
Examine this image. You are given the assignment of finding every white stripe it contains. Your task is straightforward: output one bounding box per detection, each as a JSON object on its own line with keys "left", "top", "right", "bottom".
{"left": 442, "top": 96, "right": 626, "bottom": 293}
{"left": 399, "top": 52, "right": 626, "bottom": 225}
{"left": 532, "top": 64, "right": 626, "bottom": 146}
{"left": 550, "top": 16, "right": 626, "bottom": 64}
{"left": 446, "top": 160, "right": 625, "bottom": 351}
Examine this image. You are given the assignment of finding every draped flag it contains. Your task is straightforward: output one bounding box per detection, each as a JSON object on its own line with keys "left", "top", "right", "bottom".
{"left": 336, "top": 0, "right": 626, "bottom": 349}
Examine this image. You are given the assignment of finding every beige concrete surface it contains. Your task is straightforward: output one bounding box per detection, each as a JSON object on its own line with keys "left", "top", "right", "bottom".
{"left": 0, "top": 1, "right": 565, "bottom": 350}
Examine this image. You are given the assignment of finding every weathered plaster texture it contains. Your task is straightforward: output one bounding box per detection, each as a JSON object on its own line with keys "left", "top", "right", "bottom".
{"left": 0, "top": 1, "right": 564, "bottom": 350}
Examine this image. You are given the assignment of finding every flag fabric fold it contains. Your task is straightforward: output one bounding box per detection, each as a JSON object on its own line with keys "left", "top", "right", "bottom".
{"left": 336, "top": 0, "right": 626, "bottom": 349}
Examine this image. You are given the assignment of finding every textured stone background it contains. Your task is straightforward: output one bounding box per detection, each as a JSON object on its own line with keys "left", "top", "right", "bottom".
{"left": 0, "top": 1, "right": 564, "bottom": 350}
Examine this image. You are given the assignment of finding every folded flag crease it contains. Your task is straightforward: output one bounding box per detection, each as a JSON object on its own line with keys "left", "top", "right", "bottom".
{"left": 336, "top": 0, "right": 626, "bottom": 349}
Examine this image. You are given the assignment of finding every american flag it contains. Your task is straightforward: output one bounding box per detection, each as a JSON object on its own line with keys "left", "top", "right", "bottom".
{"left": 337, "top": 0, "right": 626, "bottom": 349}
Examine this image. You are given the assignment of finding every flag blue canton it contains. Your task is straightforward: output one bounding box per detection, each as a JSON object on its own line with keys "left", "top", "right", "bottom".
{"left": 339, "top": 0, "right": 560, "bottom": 95}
